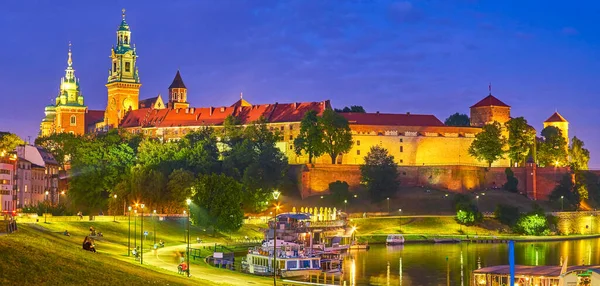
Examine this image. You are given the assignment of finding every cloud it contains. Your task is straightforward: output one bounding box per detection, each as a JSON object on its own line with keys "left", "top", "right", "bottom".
{"left": 561, "top": 27, "right": 578, "bottom": 35}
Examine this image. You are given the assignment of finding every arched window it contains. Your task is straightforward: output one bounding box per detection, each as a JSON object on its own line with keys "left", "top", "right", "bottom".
{"left": 70, "top": 115, "right": 76, "bottom": 126}
{"left": 124, "top": 36, "right": 129, "bottom": 44}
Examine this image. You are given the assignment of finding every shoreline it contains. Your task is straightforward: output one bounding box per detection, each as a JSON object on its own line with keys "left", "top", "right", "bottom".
{"left": 356, "top": 233, "right": 600, "bottom": 244}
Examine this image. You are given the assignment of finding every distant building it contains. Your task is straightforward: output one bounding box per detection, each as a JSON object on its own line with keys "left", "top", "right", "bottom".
{"left": 15, "top": 146, "right": 59, "bottom": 204}
{"left": 0, "top": 152, "right": 17, "bottom": 212}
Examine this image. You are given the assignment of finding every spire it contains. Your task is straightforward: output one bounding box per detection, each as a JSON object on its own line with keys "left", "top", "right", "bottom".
{"left": 67, "top": 41, "right": 73, "bottom": 67}
{"left": 488, "top": 82, "right": 492, "bottom": 95}
{"left": 169, "top": 70, "right": 187, "bottom": 89}
{"left": 240, "top": 92, "right": 243, "bottom": 99}
{"left": 122, "top": 8, "right": 126, "bottom": 20}
{"left": 64, "top": 42, "right": 75, "bottom": 81}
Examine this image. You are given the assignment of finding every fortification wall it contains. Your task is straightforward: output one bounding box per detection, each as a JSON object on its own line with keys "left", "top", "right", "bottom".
{"left": 298, "top": 164, "right": 569, "bottom": 200}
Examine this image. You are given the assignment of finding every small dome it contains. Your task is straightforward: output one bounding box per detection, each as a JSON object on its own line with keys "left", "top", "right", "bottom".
{"left": 45, "top": 105, "right": 56, "bottom": 112}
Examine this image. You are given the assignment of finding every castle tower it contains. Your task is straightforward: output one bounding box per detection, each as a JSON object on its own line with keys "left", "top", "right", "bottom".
{"left": 470, "top": 86, "right": 511, "bottom": 127}
{"left": 105, "top": 9, "right": 141, "bottom": 128}
{"left": 168, "top": 70, "right": 189, "bottom": 109}
{"left": 47, "top": 42, "right": 87, "bottom": 135}
{"left": 543, "top": 111, "right": 569, "bottom": 146}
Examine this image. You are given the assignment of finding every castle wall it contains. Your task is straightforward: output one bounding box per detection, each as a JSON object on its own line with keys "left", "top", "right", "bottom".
{"left": 298, "top": 164, "right": 569, "bottom": 200}
{"left": 470, "top": 106, "right": 510, "bottom": 127}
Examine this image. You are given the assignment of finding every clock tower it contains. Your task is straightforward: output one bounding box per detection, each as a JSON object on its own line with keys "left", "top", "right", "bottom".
{"left": 104, "top": 9, "right": 141, "bottom": 128}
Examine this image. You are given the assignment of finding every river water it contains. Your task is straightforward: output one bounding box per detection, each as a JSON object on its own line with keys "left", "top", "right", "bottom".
{"left": 326, "top": 238, "right": 600, "bottom": 286}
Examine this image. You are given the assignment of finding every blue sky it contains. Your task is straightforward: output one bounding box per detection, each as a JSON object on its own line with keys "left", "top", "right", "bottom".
{"left": 0, "top": 0, "right": 598, "bottom": 167}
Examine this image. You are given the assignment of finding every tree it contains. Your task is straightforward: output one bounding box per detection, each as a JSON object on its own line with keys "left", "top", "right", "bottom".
{"left": 294, "top": 110, "right": 324, "bottom": 164}
{"left": 329, "top": 181, "right": 350, "bottom": 204}
{"left": 505, "top": 117, "right": 536, "bottom": 166}
{"left": 178, "top": 128, "right": 220, "bottom": 174}
{"left": 514, "top": 213, "right": 550, "bottom": 235}
{"left": 334, "top": 106, "right": 366, "bottom": 113}
{"left": 569, "top": 136, "right": 590, "bottom": 171}
{"left": 0, "top": 132, "right": 24, "bottom": 152}
{"left": 468, "top": 122, "right": 506, "bottom": 167}
{"left": 549, "top": 173, "right": 580, "bottom": 210}
{"left": 537, "top": 126, "right": 568, "bottom": 167}
{"left": 191, "top": 174, "right": 244, "bottom": 232}
{"left": 320, "top": 109, "right": 353, "bottom": 164}
{"left": 453, "top": 194, "right": 483, "bottom": 225}
{"left": 35, "top": 133, "right": 84, "bottom": 168}
{"left": 503, "top": 168, "right": 519, "bottom": 192}
{"left": 444, "top": 113, "right": 470, "bottom": 127}
{"left": 494, "top": 204, "right": 520, "bottom": 227}
{"left": 360, "top": 146, "right": 399, "bottom": 202}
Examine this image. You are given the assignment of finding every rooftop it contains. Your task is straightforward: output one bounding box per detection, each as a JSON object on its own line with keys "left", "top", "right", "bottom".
{"left": 168, "top": 71, "right": 186, "bottom": 89}
{"left": 340, "top": 112, "right": 444, "bottom": 127}
{"left": 544, "top": 111, "right": 568, "bottom": 123}
{"left": 471, "top": 95, "right": 510, "bottom": 108}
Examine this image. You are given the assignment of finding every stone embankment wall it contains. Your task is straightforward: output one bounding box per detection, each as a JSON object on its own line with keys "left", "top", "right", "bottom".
{"left": 297, "top": 164, "right": 575, "bottom": 201}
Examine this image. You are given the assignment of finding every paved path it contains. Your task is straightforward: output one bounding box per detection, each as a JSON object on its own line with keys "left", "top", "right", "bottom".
{"left": 142, "top": 243, "right": 271, "bottom": 286}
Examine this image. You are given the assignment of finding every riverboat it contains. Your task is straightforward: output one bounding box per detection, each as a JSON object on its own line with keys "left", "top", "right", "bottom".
{"left": 242, "top": 240, "right": 321, "bottom": 278}
{"left": 386, "top": 234, "right": 405, "bottom": 245}
{"left": 349, "top": 241, "right": 370, "bottom": 250}
{"left": 472, "top": 264, "right": 600, "bottom": 286}
{"left": 319, "top": 251, "right": 343, "bottom": 274}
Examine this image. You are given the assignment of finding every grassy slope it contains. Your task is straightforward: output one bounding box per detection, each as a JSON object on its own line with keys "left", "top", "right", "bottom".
{"left": 279, "top": 187, "right": 558, "bottom": 215}
{"left": 0, "top": 226, "right": 203, "bottom": 286}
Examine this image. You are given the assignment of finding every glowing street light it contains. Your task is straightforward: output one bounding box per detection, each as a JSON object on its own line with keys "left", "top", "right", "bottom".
{"left": 344, "top": 199, "right": 348, "bottom": 213}
{"left": 561, "top": 196, "right": 564, "bottom": 211}
{"left": 153, "top": 209, "right": 157, "bottom": 246}
{"left": 140, "top": 203, "right": 145, "bottom": 265}
{"left": 128, "top": 206, "right": 132, "bottom": 256}
{"left": 272, "top": 190, "right": 281, "bottom": 285}
{"left": 399, "top": 208, "right": 403, "bottom": 232}
{"left": 186, "top": 198, "right": 191, "bottom": 277}
{"left": 113, "top": 194, "right": 118, "bottom": 222}
{"left": 44, "top": 191, "right": 49, "bottom": 223}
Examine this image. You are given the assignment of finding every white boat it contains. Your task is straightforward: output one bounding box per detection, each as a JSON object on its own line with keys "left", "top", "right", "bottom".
{"left": 242, "top": 240, "right": 321, "bottom": 278}
{"left": 386, "top": 234, "right": 405, "bottom": 245}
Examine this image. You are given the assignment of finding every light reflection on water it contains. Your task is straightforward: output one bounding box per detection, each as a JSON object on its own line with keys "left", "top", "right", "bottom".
{"left": 331, "top": 238, "right": 600, "bottom": 286}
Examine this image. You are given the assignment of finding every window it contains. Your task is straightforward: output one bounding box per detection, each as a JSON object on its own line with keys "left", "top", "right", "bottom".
{"left": 399, "top": 138, "right": 403, "bottom": 142}
{"left": 400, "top": 159, "right": 404, "bottom": 163}
{"left": 24, "top": 185, "right": 27, "bottom": 193}
{"left": 289, "top": 135, "right": 293, "bottom": 140}
{"left": 289, "top": 125, "right": 293, "bottom": 130}
{"left": 125, "top": 62, "right": 131, "bottom": 72}
{"left": 113, "top": 62, "right": 117, "bottom": 72}
{"left": 124, "top": 36, "right": 129, "bottom": 44}
{"left": 357, "top": 140, "right": 360, "bottom": 146}
{"left": 357, "top": 150, "right": 360, "bottom": 155}
{"left": 70, "top": 115, "right": 76, "bottom": 126}
{"left": 289, "top": 145, "right": 293, "bottom": 150}
{"left": 400, "top": 146, "right": 403, "bottom": 152}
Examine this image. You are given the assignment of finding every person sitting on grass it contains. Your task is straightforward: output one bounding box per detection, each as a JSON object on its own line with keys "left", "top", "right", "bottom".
{"left": 89, "top": 226, "right": 96, "bottom": 236}
{"left": 178, "top": 263, "right": 188, "bottom": 275}
{"left": 63, "top": 230, "right": 71, "bottom": 236}
{"left": 133, "top": 246, "right": 140, "bottom": 260}
{"left": 82, "top": 236, "right": 97, "bottom": 253}
{"left": 159, "top": 240, "right": 165, "bottom": 247}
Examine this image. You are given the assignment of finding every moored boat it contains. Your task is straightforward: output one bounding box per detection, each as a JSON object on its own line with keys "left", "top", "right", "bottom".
{"left": 386, "top": 234, "right": 405, "bottom": 245}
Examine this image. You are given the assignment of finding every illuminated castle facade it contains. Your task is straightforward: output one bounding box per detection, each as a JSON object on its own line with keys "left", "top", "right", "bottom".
{"left": 39, "top": 10, "right": 570, "bottom": 168}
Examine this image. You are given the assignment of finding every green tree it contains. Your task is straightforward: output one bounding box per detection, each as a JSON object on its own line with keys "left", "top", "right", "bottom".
{"left": 569, "top": 136, "right": 590, "bottom": 171}
{"left": 360, "top": 146, "right": 399, "bottom": 202}
{"left": 0, "top": 132, "right": 24, "bottom": 152}
{"left": 505, "top": 117, "right": 536, "bottom": 166}
{"left": 178, "top": 128, "right": 220, "bottom": 174}
{"left": 549, "top": 173, "right": 580, "bottom": 210}
{"left": 444, "top": 113, "right": 470, "bottom": 127}
{"left": 514, "top": 213, "right": 549, "bottom": 235}
{"left": 335, "top": 106, "right": 366, "bottom": 113}
{"left": 319, "top": 109, "right": 353, "bottom": 164}
{"left": 167, "top": 169, "right": 196, "bottom": 207}
{"left": 453, "top": 194, "right": 483, "bottom": 225}
{"left": 537, "top": 126, "right": 568, "bottom": 167}
{"left": 294, "top": 110, "right": 324, "bottom": 164}
{"left": 35, "top": 133, "right": 84, "bottom": 168}
{"left": 329, "top": 181, "right": 350, "bottom": 204}
{"left": 468, "top": 122, "right": 506, "bottom": 167}
{"left": 191, "top": 174, "right": 244, "bottom": 232}
{"left": 503, "top": 168, "right": 519, "bottom": 192}
{"left": 494, "top": 204, "right": 520, "bottom": 227}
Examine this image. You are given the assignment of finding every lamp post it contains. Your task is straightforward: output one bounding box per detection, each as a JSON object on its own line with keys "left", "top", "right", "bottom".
{"left": 387, "top": 197, "right": 390, "bottom": 214}
{"left": 140, "top": 203, "right": 145, "bottom": 265}
{"left": 113, "top": 194, "right": 118, "bottom": 222}
{"left": 186, "top": 198, "right": 192, "bottom": 277}
{"left": 128, "top": 206, "right": 132, "bottom": 256}
{"left": 44, "top": 191, "right": 49, "bottom": 223}
{"left": 561, "top": 196, "right": 564, "bottom": 211}
{"left": 344, "top": 199, "right": 348, "bottom": 214}
{"left": 134, "top": 209, "right": 138, "bottom": 249}
{"left": 272, "top": 190, "right": 281, "bottom": 286}
{"left": 153, "top": 210, "right": 157, "bottom": 246}
{"left": 399, "top": 209, "right": 402, "bottom": 232}
{"left": 476, "top": 195, "right": 480, "bottom": 210}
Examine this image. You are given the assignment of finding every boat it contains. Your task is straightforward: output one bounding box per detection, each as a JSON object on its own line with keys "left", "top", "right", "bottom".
{"left": 433, "top": 238, "right": 461, "bottom": 244}
{"left": 242, "top": 240, "right": 321, "bottom": 278}
{"left": 319, "top": 252, "right": 343, "bottom": 274}
{"left": 386, "top": 234, "right": 405, "bottom": 245}
{"left": 349, "top": 241, "right": 370, "bottom": 250}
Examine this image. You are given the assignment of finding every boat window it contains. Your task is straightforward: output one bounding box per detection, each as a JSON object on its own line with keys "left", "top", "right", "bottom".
{"left": 301, "top": 260, "right": 311, "bottom": 269}
{"left": 287, "top": 261, "right": 298, "bottom": 269}
{"left": 312, "top": 259, "right": 320, "bottom": 269}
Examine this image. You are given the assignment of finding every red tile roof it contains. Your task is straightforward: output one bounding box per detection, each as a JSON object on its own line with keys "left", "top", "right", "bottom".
{"left": 470, "top": 95, "right": 510, "bottom": 108}
{"left": 139, "top": 97, "right": 158, "bottom": 109}
{"left": 120, "top": 100, "right": 330, "bottom": 128}
{"left": 340, "top": 112, "right": 444, "bottom": 127}
{"left": 544, "top": 111, "right": 567, "bottom": 123}
{"left": 85, "top": 110, "right": 105, "bottom": 126}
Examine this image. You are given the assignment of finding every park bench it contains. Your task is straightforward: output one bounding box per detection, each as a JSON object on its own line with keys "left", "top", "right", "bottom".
{"left": 189, "top": 248, "right": 202, "bottom": 260}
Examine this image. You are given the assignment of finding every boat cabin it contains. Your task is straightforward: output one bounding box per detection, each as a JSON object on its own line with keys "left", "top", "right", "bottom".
{"left": 472, "top": 265, "right": 600, "bottom": 286}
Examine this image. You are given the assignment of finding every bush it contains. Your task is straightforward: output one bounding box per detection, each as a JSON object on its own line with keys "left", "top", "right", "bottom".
{"left": 329, "top": 181, "right": 350, "bottom": 204}
{"left": 456, "top": 209, "right": 476, "bottom": 225}
{"left": 494, "top": 204, "right": 520, "bottom": 227}
{"left": 503, "top": 168, "right": 519, "bottom": 192}
{"left": 514, "top": 213, "right": 550, "bottom": 236}
{"left": 452, "top": 194, "right": 473, "bottom": 211}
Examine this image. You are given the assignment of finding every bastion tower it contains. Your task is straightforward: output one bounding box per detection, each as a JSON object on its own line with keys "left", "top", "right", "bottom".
{"left": 104, "top": 9, "right": 141, "bottom": 128}
{"left": 470, "top": 86, "right": 511, "bottom": 127}
{"left": 543, "top": 111, "right": 569, "bottom": 146}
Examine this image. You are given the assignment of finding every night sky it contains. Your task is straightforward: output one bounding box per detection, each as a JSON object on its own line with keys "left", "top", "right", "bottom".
{"left": 1, "top": 1, "right": 598, "bottom": 167}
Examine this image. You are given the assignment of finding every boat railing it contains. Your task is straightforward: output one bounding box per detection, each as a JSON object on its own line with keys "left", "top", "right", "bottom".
{"left": 310, "top": 220, "right": 346, "bottom": 228}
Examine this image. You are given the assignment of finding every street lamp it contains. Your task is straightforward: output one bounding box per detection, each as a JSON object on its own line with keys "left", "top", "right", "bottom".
{"left": 476, "top": 195, "right": 480, "bottom": 209}
{"left": 44, "top": 191, "right": 49, "bottom": 223}
{"left": 399, "top": 209, "right": 403, "bottom": 232}
{"left": 140, "top": 203, "right": 145, "bottom": 265}
{"left": 344, "top": 199, "right": 348, "bottom": 213}
{"left": 153, "top": 210, "right": 157, "bottom": 246}
{"left": 113, "top": 194, "right": 118, "bottom": 222}
{"left": 272, "top": 190, "right": 281, "bottom": 286}
{"left": 387, "top": 197, "right": 390, "bottom": 214}
{"left": 560, "top": 196, "right": 564, "bottom": 211}
{"left": 134, "top": 209, "right": 138, "bottom": 249}
{"left": 186, "top": 198, "right": 192, "bottom": 277}
{"left": 128, "top": 206, "right": 132, "bottom": 256}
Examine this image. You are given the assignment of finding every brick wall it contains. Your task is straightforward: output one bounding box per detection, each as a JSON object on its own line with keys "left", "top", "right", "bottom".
{"left": 297, "top": 164, "right": 570, "bottom": 200}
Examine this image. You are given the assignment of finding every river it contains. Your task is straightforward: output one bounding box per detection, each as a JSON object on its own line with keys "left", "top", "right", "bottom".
{"left": 316, "top": 238, "right": 600, "bottom": 285}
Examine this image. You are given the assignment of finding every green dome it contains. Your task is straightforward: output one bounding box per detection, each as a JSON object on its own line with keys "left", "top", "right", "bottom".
{"left": 44, "top": 105, "right": 56, "bottom": 112}
{"left": 118, "top": 19, "right": 130, "bottom": 31}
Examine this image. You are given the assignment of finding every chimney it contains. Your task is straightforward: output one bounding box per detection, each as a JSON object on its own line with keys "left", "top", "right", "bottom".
{"left": 209, "top": 107, "right": 214, "bottom": 116}
{"left": 293, "top": 102, "right": 297, "bottom": 109}
{"left": 220, "top": 107, "right": 225, "bottom": 112}
{"left": 376, "top": 111, "right": 380, "bottom": 114}
{"left": 185, "top": 108, "right": 189, "bottom": 114}
{"left": 176, "top": 109, "right": 180, "bottom": 114}
{"left": 406, "top": 112, "right": 410, "bottom": 115}
{"left": 190, "top": 107, "right": 195, "bottom": 113}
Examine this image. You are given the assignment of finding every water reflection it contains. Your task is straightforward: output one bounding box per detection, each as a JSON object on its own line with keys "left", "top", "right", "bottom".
{"left": 337, "top": 238, "right": 600, "bottom": 285}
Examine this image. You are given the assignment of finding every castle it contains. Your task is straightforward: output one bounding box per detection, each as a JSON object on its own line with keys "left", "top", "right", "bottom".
{"left": 39, "top": 10, "right": 570, "bottom": 168}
